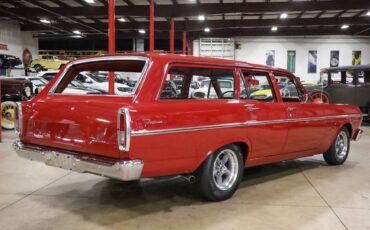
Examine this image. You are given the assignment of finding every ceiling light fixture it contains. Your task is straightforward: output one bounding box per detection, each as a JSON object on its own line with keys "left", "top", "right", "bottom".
{"left": 84, "top": 0, "right": 95, "bottom": 3}
{"left": 40, "top": 19, "right": 51, "bottom": 24}
{"left": 139, "top": 29, "right": 146, "bottom": 34}
{"left": 71, "top": 35, "right": 83, "bottom": 38}
{"left": 73, "top": 30, "right": 81, "bottom": 35}
{"left": 280, "top": 13, "right": 288, "bottom": 19}
{"left": 271, "top": 26, "right": 278, "bottom": 31}
{"left": 366, "top": 11, "right": 370, "bottom": 16}
{"left": 117, "top": 17, "right": 126, "bottom": 22}
{"left": 341, "top": 24, "right": 349, "bottom": 29}
{"left": 204, "top": 27, "right": 210, "bottom": 32}
{"left": 198, "top": 15, "right": 205, "bottom": 21}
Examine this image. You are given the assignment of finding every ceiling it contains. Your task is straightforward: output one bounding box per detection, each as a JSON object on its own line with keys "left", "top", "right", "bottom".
{"left": 0, "top": 0, "right": 370, "bottom": 40}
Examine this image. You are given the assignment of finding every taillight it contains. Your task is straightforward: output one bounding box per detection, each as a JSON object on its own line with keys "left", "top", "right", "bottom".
{"left": 117, "top": 108, "right": 131, "bottom": 151}
{"left": 14, "top": 102, "right": 23, "bottom": 136}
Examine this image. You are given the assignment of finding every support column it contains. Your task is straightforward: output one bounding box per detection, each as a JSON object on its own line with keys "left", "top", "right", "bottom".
{"left": 108, "top": 0, "right": 115, "bottom": 95}
{"left": 170, "top": 18, "right": 175, "bottom": 54}
{"left": 150, "top": 0, "right": 154, "bottom": 53}
{"left": 182, "top": 31, "right": 187, "bottom": 55}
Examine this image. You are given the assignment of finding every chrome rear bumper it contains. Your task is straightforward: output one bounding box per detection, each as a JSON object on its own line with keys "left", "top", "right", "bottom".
{"left": 353, "top": 129, "right": 364, "bottom": 142}
{"left": 13, "top": 140, "right": 143, "bottom": 181}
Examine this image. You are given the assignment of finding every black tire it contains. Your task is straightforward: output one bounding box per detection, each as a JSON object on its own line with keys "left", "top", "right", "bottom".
{"left": 323, "top": 127, "right": 350, "bottom": 165}
{"left": 195, "top": 144, "right": 244, "bottom": 201}
{"left": 34, "top": 64, "right": 43, "bottom": 72}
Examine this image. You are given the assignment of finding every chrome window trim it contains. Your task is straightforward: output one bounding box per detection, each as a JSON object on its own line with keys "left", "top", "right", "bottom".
{"left": 117, "top": 108, "right": 131, "bottom": 152}
{"left": 48, "top": 56, "right": 149, "bottom": 96}
{"left": 130, "top": 114, "right": 363, "bottom": 137}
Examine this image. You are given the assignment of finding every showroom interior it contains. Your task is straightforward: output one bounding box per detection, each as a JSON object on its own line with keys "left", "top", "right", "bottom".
{"left": 1, "top": 0, "right": 370, "bottom": 229}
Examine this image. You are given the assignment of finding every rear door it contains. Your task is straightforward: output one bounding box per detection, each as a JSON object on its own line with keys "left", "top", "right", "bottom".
{"left": 239, "top": 69, "right": 288, "bottom": 158}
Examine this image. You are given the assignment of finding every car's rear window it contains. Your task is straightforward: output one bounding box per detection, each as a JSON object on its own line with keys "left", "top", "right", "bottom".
{"left": 50, "top": 58, "right": 147, "bottom": 96}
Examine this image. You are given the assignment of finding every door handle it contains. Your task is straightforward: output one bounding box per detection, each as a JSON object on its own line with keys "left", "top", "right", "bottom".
{"left": 287, "top": 107, "right": 297, "bottom": 112}
{"left": 246, "top": 107, "right": 260, "bottom": 112}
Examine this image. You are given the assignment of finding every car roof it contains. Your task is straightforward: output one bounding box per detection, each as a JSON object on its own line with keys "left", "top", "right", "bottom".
{"left": 321, "top": 65, "right": 370, "bottom": 72}
{"left": 68, "top": 53, "right": 287, "bottom": 72}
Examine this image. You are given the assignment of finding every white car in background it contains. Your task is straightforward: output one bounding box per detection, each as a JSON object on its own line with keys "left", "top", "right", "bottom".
{"left": 76, "top": 72, "right": 132, "bottom": 95}
{"left": 192, "top": 79, "right": 234, "bottom": 99}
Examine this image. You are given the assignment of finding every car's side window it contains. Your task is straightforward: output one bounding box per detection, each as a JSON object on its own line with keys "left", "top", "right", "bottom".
{"left": 357, "top": 71, "right": 370, "bottom": 85}
{"left": 274, "top": 74, "right": 303, "bottom": 103}
{"left": 159, "top": 66, "right": 235, "bottom": 100}
{"left": 240, "top": 71, "right": 276, "bottom": 102}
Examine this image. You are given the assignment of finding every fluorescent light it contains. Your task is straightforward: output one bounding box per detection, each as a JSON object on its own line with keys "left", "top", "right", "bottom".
{"left": 71, "top": 35, "right": 82, "bottom": 38}
{"left": 204, "top": 27, "right": 210, "bottom": 32}
{"left": 366, "top": 11, "right": 370, "bottom": 16}
{"left": 341, "top": 24, "right": 349, "bottom": 29}
{"left": 280, "top": 13, "right": 288, "bottom": 19}
{"left": 84, "top": 0, "right": 95, "bottom": 3}
{"left": 73, "top": 30, "right": 81, "bottom": 35}
{"left": 198, "top": 15, "right": 205, "bottom": 21}
{"left": 117, "top": 17, "right": 126, "bottom": 22}
{"left": 139, "top": 29, "right": 146, "bottom": 34}
{"left": 40, "top": 19, "right": 51, "bottom": 24}
{"left": 271, "top": 26, "right": 278, "bottom": 31}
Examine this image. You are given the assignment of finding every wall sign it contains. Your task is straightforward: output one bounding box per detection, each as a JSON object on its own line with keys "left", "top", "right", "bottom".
{"left": 308, "top": 50, "right": 317, "bottom": 73}
{"left": 330, "top": 50, "right": 339, "bottom": 67}
{"left": 287, "top": 50, "right": 296, "bottom": 73}
{"left": 0, "top": 43, "right": 8, "bottom": 50}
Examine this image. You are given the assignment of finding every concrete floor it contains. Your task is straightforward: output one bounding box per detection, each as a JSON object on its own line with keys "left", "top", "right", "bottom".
{"left": 0, "top": 128, "right": 369, "bottom": 230}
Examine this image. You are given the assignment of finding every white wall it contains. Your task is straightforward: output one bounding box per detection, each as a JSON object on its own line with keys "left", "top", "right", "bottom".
{"left": 0, "top": 20, "right": 39, "bottom": 76}
{"left": 193, "top": 36, "right": 370, "bottom": 82}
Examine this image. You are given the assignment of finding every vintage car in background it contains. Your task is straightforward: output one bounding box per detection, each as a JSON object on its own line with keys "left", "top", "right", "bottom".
{"left": 30, "top": 56, "right": 69, "bottom": 72}
{"left": 13, "top": 54, "right": 363, "bottom": 201}
{"left": 1, "top": 78, "right": 33, "bottom": 129}
{"left": 8, "top": 76, "right": 48, "bottom": 94}
{"left": 320, "top": 65, "right": 370, "bottom": 118}
{"left": 0, "top": 54, "right": 22, "bottom": 69}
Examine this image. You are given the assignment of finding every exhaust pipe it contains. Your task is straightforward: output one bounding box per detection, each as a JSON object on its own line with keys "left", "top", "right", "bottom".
{"left": 181, "top": 174, "right": 196, "bottom": 183}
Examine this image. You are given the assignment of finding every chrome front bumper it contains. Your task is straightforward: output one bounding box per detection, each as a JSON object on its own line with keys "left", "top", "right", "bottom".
{"left": 353, "top": 129, "right": 364, "bottom": 142}
{"left": 13, "top": 140, "right": 143, "bottom": 181}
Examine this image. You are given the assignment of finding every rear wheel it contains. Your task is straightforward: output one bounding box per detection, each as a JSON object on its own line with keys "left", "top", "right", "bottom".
{"left": 1, "top": 101, "right": 17, "bottom": 130}
{"left": 195, "top": 144, "right": 244, "bottom": 201}
{"left": 323, "top": 127, "right": 350, "bottom": 165}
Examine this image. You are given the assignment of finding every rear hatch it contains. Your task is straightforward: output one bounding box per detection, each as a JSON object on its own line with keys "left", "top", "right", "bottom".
{"left": 20, "top": 95, "right": 132, "bottom": 159}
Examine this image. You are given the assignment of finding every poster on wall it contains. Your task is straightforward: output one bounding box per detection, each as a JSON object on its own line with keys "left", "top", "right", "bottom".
{"left": 308, "top": 50, "right": 317, "bottom": 73}
{"left": 330, "top": 50, "right": 339, "bottom": 67}
{"left": 287, "top": 50, "right": 296, "bottom": 73}
{"left": 266, "top": 50, "right": 275, "bottom": 67}
{"left": 352, "top": 51, "right": 361, "bottom": 65}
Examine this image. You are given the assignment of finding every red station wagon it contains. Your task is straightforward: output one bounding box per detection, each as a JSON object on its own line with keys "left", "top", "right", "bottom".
{"left": 13, "top": 54, "right": 364, "bottom": 201}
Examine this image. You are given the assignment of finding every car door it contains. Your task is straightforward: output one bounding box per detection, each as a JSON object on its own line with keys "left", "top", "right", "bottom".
{"left": 326, "top": 70, "right": 356, "bottom": 104}
{"left": 239, "top": 69, "right": 288, "bottom": 158}
{"left": 274, "top": 72, "right": 328, "bottom": 154}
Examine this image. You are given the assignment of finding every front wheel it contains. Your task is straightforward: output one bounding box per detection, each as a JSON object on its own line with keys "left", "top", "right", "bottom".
{"left": 195, "top": 144, "right": 244, "bottom": 201}
{"left": 323, "top": 127, "right": 350, "bottom": 165}
{"left": 1, "top": 101, "right": 17, "bottom": 130}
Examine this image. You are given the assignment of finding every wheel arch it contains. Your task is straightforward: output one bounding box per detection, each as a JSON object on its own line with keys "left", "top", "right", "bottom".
{"left": 195, "top": 137, "right": 251, "bottom": 172}
{"left": 343, "top": 123, "right": 353, "bottom": 137}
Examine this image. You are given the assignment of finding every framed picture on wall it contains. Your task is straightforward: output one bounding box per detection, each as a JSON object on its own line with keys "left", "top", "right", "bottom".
{"left": 352, "top": 51, "right": 361, "bottom": 65}
{"left": 287, "top": 50, "right": 296, "bottom": 73}
{"left": 308, "top": 50, "right": 317, "bottom": 73}
{"left": 330, "top": 50, "right": 339, "bottom": 67}
{"left": 266, "top": 50, "right": 275, "bottom": 67}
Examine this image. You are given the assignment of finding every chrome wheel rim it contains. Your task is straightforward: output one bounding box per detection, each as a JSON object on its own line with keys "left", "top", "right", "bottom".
{"left": 212, "top": 149, "right": 239, "bottom": 191}
{"left": 335, "top": 131, "right": 348, "bottom": 160}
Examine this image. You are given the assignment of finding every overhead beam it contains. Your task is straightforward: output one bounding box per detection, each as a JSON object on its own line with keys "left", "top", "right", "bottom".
{"left": 21, "top": 17, "right": 370, "bottom": 32}
{"left": 5, "top": 0, "right": 370, "bottom": 18}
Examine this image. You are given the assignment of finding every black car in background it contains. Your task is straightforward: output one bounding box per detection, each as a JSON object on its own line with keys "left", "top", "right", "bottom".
{"left": 320, "top": 65, "right": 370, "bottom": 118}
{"left": 0, "top": 54, "right": 22, "bottom": 69}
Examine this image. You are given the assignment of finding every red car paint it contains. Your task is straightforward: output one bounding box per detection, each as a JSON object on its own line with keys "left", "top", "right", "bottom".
{"left": 18, "top": 54, "right": 363, "bottom": 178}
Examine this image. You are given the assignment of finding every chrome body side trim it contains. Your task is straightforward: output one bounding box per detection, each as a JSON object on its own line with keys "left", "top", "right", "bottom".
{"left": 117, "top": 108, "right": 131, "bottom": 152}
{"left": 13, "top": 140, "right": 143, "bottom": 181}
{"left": 48, "top": 56, "right": 150, "bottom": 96}
{"left": 131, "top": 114, "right": 363, "bottom": 137}
{"left": 14, "top": 102, "right": 22, "bottom": 136}
{"left": 353, "top": 129, "right": 364, "bottom": 141}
